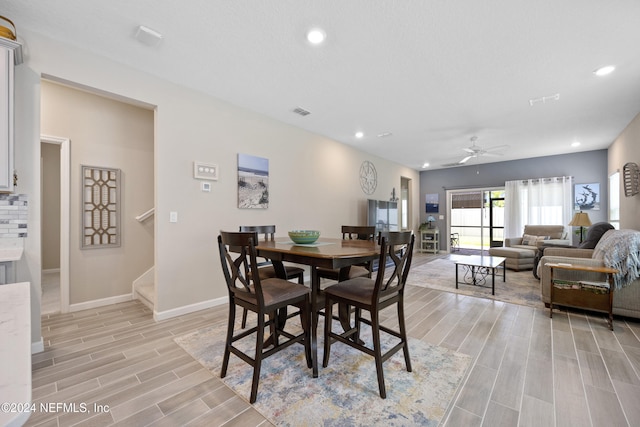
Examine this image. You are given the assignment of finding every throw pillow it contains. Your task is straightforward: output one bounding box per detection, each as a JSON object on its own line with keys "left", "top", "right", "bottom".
{"left": 522, "top": 234, "right": 549, "bottom": 246}
{"left": 578, "top": 222, "right": 615, "bottom": 249}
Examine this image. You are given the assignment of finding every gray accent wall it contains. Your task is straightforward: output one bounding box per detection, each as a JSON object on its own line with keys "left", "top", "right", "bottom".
{"left": 419, "top": 149, "right": 609, "bottom": 240}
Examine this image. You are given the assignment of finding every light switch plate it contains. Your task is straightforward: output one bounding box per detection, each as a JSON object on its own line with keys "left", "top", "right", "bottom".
{"left": 193, "top": 162, "right": 218, "bottom": 180}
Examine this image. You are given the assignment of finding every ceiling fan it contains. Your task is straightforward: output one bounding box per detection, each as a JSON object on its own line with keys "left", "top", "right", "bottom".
{"left": 442, "top": 136, "right": 509, "bottom": 167}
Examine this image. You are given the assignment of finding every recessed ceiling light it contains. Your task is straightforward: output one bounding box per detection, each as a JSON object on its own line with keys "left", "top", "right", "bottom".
{"left": 594, "top": 65, "right": 615, "bottom": 76}
{"left": 422, "top": 163, "right": 430, "bottom": 168}
{"left": 571, "top": 141, "right": 581, "bottom": 147}
{"left": 355, "top": 131, "right": 364, "bottom": 139}
{"left": 306, "top": 28, "right": 326, "bottom": 45}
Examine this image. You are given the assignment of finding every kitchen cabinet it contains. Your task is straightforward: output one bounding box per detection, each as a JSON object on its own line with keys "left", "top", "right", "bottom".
{"left": 0, "top": 37, "right": 22, "bottom": 192}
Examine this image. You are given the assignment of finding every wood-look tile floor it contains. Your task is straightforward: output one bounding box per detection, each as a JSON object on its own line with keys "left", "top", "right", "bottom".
{"left": 27, "top": 258, "right": 640, "bottom": 426}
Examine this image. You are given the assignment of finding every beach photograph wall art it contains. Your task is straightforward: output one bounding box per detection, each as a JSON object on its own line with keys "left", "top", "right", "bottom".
{"left": 237, "top": 153, "right": 269, "bottom": 209}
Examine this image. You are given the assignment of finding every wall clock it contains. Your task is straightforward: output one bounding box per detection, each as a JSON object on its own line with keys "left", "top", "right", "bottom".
{"left": 359, "top": 160, "right": 377, "bottom": 195}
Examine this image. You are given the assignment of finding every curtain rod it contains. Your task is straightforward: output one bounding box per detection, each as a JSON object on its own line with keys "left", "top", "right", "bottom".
{"left": 513, "top": 176, "right": 574, "bottom": 184}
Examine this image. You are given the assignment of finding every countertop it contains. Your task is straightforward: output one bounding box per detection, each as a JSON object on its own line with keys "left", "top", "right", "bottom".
{"left": 0, "top": 282, "right": 32, "bottom": 426}
{"left": 0, "top": 247, "right": 23, "bottom": 262}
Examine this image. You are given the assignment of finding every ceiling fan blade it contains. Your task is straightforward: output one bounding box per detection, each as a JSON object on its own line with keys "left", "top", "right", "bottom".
{"left": 483, "top": 152, "right": 504, "bottom": 157}
{"left": 484, "top": 144, "right": 510, "bottom": 153}
{"left": 459, "top": 155, "right": 473, "bottom": 164}
{"left": 463, "top": 147, "right": 475, "bottom": 154}
{"left": 441, "top": 162, "right": 464, "bottom": 167}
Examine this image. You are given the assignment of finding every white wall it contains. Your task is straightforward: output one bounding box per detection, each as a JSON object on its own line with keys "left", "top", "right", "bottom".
{"left": 608, "top": 112, "right": 640, "bottom": 230}
{"left": 14, "top": 29, "right": 420, "bottom": 343}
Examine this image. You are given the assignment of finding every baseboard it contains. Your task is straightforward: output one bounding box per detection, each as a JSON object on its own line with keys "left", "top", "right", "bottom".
{"left": 153, "top": 296, "right": 228, "bottom": 321}
{"left": 42, "top": 268, "right": 60, "bottom": 274}
{"left": 31, "top": 337, "right": 44, "bottom": 354}
{"left": 69, "top": 293, "right": 133, "bottom": 312}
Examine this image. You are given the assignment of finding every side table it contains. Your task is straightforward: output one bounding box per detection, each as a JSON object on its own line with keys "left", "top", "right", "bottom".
{"left": 419, "top": 228, "right": 439, "bottom": 254}
{"left": 547, "top": 263, "right": 617, "bottom": 330}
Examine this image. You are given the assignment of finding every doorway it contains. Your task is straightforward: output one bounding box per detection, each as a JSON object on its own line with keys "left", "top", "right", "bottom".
{"left": 40, "top": 135, "right": 70, "bottom": 314}
{"left": 400, "top": 177, "right": 411, "bottom": 231}
{"left": 448, "top": 188, "right": 504, "bottom": 251}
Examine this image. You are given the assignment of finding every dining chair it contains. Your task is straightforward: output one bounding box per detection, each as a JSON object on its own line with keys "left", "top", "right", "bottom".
{"left": 317, "top": 225, "right": 376, "bottom": 282}
{"left": 239, "top": 225, "right": 305, "bottom": 328}
{"left": 218, "top": 231, "right": 311, "bottom": 403}
{"left": 322, "top": 231, "right": 415, "bottom": 398}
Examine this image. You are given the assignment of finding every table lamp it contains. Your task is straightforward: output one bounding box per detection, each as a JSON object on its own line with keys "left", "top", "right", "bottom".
{"left": 427, "top": 215, "right": 436, "bottom": 229}
{"left": 568, "top": 211, "right": 591, "bottom": 243}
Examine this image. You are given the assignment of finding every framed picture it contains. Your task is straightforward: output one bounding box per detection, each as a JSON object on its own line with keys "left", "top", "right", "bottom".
{"left": 574, "top": 183, "right": 600, "bottom": 211}
{"left": 82, "top": 165, "right": 121, "bottom": 249}
{"left": 238, "top": 153, "right": 269, "bottom": 209}
{"left": 425, "top": 193, "right": 439, "bottom": 213}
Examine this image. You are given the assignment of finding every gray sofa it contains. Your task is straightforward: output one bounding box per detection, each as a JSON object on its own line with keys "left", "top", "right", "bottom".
{"left": 539, "top": 229, "right": 640, "bottom": 319}
{"left": 489, "top": 225, "right": 570, "bottom": 271}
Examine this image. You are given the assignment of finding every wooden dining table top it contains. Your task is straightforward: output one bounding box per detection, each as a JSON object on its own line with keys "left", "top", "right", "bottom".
{"left": 255, "top": 237, "right": 380, "bottom": 269}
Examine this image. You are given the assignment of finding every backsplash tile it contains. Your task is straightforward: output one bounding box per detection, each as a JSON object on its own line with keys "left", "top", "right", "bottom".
{"left": 0, "top": 194, "right": 28, "bottom": 238}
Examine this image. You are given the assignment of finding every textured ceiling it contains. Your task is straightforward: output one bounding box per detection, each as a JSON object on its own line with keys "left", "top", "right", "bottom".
{"left": 4, "top": 0, "right": 640, "bottom": 170}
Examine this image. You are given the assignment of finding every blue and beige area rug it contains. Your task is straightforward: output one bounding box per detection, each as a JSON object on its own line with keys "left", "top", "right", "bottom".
{"left": 408, "top": 257, "right": 544, "bottom": 309}
{"left": 175, "top": 320, "right": 471, "bottom": 426}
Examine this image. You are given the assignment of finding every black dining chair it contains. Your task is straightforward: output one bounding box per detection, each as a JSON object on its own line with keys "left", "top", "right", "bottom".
{"left": 317, "top": 225, "right": 376, "bottom": 282}
{"left": 218, "top": 231, "right": 311, "bottom": 403}
{"left": 322, "top": 231, "right": 415, "bottom": 398}
{"left": 239, "top": 225, "right": 305, "bottom": 328}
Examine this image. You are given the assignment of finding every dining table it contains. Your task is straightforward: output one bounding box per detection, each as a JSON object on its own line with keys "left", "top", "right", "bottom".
{"left": 255, "top": 236, "right": 380, "bottom": 377}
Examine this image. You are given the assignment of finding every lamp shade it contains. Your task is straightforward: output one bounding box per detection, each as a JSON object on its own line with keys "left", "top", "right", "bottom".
{"left": 427, "top": 215, "right": 436, "bottom": 222}
{"left": 568, "top": 212, "right": 592, "bottom": 227}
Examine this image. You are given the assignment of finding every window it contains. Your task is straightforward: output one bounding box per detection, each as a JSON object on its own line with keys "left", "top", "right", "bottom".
{"left": 609, "top": 172, "right": 620, "bottom": 229}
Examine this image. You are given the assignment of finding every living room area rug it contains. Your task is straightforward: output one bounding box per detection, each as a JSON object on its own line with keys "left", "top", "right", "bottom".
{"left": 175, "top": 319, "right": 471, "bottom": 426}
{"left": 407, "top": 256, "right": 544, "bottom": 309}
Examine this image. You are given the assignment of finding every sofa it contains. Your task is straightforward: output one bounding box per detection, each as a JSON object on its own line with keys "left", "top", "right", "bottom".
{"left": 489, "top": 225, "right": 570, "bottom": 271}
{"left": 539, "top": 229, "right": 640, "bottom": 319}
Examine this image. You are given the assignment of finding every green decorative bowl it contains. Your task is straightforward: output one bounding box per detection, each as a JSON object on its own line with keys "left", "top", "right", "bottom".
{"left": 288, "top": 230, "right": 320, "bottom": 244}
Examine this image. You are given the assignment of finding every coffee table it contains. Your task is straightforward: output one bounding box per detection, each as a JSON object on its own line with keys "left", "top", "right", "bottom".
{"left": 453, "top": 255, "right": 506, "bottom": 295}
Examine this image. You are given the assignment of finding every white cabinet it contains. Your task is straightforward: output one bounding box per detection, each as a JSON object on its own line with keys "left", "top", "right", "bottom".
{"left": 0, "top": 37, "right": 22, "bottom": 193}
{"left": 419, "top": 228, "right": 439, "bottom": 254}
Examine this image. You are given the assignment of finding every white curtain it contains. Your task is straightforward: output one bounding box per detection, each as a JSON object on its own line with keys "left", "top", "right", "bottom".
{"left": 504, "top": 176, "right": 574, "bottom": 238}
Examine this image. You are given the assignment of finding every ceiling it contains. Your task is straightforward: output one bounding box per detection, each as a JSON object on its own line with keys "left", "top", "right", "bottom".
{"left": 5, "top": 0, "right": 640, "bottom": 170}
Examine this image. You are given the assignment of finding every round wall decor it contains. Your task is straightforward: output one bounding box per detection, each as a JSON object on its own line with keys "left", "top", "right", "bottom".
{"left": 359, "top": 160, "right": 377, "bottom": 195}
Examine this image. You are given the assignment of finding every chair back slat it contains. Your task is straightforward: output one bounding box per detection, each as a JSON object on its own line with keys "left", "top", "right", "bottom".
{"left": 239, "top": 225, "right": 276, "bottom": 241}
{"left": 375, "top": 231, "right": 415, "bottom": 297}
{"left": 342, "top": 225, "right": 376, "bottom": 241}
{"left": 218, "top": 231, "right": 265, "bottom": 306}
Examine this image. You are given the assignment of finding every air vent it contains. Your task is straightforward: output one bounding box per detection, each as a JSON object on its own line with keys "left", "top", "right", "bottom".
{"left": 292, "top": 107, "right": 311, "bottom": 116}
{"left": 529, "top": 93, "right": 560, "bottom": 106}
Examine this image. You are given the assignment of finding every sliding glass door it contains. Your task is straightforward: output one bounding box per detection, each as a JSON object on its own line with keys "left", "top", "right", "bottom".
{"left": 448, "top": 188, "right": 504, "bottom": 251}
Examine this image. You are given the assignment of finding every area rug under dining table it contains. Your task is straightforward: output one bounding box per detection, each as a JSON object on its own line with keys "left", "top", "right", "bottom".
{"left": 175, "top": 318, "right": 471, "bottom": 426}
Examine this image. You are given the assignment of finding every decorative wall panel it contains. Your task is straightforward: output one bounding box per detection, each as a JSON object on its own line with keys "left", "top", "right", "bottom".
{"left": 82, "top": 166, "right": 120, "bottom": 249}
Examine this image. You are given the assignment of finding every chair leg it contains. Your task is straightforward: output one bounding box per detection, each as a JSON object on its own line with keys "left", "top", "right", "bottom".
{"left": 299, "top": 297, "right": 312, "bottom": 369}
{"left": 296, "top": 271, "right": 304, "bottom": 285}
{"left": 250, "top": 311, "right": 266, "bottom": 404}
{"left": 397, "top": 298, "right": 412, "bottom": 372}
{"left": 370, "top": 310, "right": 387, "bottom": 399}
{"left": 221, "top": 302, "right": 236, "bottom": 378}
{"left": 241, "top": 308, "right": 248, "bottom": 329}
{"left": 322, "top": 297, "right": 333, "bottom": 368}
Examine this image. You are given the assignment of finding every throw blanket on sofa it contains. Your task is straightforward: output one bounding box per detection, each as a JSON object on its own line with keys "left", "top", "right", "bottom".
{"left": 594, "top": 229, "right": 640, "bottom": 289}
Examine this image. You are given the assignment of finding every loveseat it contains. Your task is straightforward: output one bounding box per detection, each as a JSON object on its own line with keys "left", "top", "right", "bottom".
{"left": 539, "top": 229, "right": 640, "bottom": 319}
{"left": 489, "top": 225, "right": 570, "bottom": 271}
